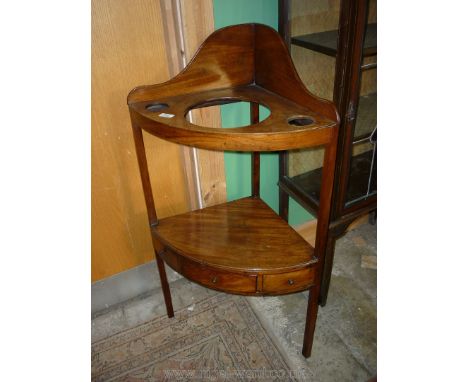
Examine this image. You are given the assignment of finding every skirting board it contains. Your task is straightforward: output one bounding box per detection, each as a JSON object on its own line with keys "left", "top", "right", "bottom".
{"left": 91, "top": 261, "right": 181, "bottom": 315}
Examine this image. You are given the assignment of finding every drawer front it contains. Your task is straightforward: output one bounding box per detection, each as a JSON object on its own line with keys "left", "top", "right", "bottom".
{"left": 182, "top": 262, "right": 257, "bottom": 294}
{"left": 263, "top": 267, "right": 316, "bottom": 293}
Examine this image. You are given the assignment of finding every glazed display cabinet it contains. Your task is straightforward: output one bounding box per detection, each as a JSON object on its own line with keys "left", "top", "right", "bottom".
{"left": 278, "top": 0, "right": 377, "bottom": 305}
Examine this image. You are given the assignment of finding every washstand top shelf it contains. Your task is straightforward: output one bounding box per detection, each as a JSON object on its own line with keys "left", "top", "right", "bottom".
{"left": 128, "top": 23, "right": 339, "bottom": 152}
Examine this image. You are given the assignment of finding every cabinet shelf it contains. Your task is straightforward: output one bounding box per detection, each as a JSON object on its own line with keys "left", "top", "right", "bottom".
{"left": 279, "top": 150, "right": 376, "bottom": 213}
{"left": 291, "top": 23, "right": 377, "bottom": 57}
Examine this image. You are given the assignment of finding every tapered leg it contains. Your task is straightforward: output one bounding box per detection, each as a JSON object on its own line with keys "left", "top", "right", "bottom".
{"left": 279, "top": 151, "right": 289, "bottom": 221}
{"left": 130, "top": 121, "right": 174, "bottom": 318}
{"left": 155, "top": 252, "right": 174, "bottom": 318}
{"left": 318, "top": 233, "right": 338, "bottom": 307}
{"left": 279, "top": 188, "right": 289, "bottom": 221}
{"left": 302, "top": 285, "right": 320, "bottom": 358}
{"left": 251, "top": 102, "right": 260, "bottom": 198}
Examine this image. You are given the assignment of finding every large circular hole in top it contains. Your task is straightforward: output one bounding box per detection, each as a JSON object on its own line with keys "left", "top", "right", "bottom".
{"left": 185, "top": 98, "right": 271, "bottom": 128}
{"left": 288, "top": 116, "right": 315, "bottom": 126}
{"left": 145, "top": 103, "right": 169, "bottom": 112}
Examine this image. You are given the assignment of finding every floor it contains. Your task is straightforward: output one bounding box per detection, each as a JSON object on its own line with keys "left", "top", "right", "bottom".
{"left": 92, "top": 221, "right": 376, "bottom": 381}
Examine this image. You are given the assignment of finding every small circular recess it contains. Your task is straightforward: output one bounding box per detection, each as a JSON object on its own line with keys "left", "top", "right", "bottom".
{"left": 145, "top": 103, "right": 169, "bottom": 112}
{"left": 288, "top": 116, "right": 315, "bottom": 126}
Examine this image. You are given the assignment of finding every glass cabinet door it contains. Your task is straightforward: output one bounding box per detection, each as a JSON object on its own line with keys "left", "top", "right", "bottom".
{"left": 283, "top": 0, "right": 341, "bottom": 209}
{"left": 345, "top": 15, "right": 377, "bottom": 207}
{"left": 281, "top": 0, "right": 377, "bottom": 214}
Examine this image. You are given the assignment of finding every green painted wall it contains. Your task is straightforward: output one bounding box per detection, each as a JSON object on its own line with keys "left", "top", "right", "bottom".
{"left": 212, "top": 0, "right": 314, "bottom": 225}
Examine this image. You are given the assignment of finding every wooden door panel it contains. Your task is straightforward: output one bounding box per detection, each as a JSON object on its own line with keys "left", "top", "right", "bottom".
{"left": 92, "top": 0, "right": 191, "bottom": 281}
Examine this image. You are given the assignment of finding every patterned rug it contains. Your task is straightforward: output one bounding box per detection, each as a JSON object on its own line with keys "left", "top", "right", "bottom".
{"left": 92, "top": 294, "right": 295, "bottom": 381}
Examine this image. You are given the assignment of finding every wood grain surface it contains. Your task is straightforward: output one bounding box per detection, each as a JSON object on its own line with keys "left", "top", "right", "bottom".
{"left": 154, "top": 197, "right": 315, "bottom": 272}
{"left": 129, "top": 23, "right": 340, "bottom": 357}
{"left": 92, "top": 0, "right": 191, "bottom": 281}
{"left": 129, "top": 84, "right": 335, "bottom": 151}
{"left": 180, "top": 0, "right": 227, "bottom": 208}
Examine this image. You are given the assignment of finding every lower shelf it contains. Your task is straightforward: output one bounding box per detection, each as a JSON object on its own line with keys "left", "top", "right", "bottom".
{"left": 152, "top": 197, "right": 318, "bottom": 296}
{"left": 279, "top": 150, "right": 377, "bottom": 213}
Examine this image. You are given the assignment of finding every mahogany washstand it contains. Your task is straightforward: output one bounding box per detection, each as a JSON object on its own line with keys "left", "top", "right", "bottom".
{"left": 128, "top": 24, "right": 339, "bottom": 358}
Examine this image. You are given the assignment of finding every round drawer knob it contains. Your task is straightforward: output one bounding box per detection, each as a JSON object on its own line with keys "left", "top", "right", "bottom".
{"left": 211, "top": 276, "right": 218, "bottom": 284}
{"left": 288, "top": 279, "right": 295, "bottom": 286}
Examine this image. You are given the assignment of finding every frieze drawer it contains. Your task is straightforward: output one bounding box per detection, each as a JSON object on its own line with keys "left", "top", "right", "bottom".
{"left": 182, "top": 262, "right": 257, "bottom": 294}
{"left": 263, "top": 267, "right": 316, "bottom": 293}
